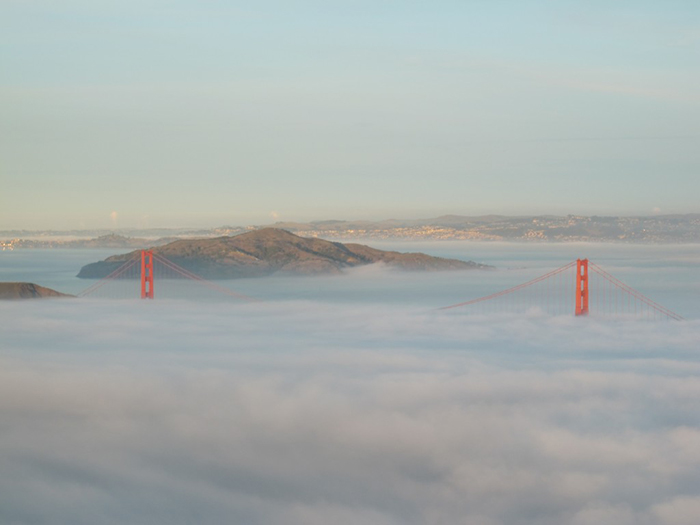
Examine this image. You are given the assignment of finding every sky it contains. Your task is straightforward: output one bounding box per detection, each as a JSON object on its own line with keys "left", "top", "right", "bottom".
{"left": 1, "top": 0, "right": 699, "bottom": 229}
{"left": 2, "top": 297, "right": 700, "bottom": 524}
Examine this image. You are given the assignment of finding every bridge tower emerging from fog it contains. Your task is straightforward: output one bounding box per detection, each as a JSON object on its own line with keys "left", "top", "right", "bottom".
{"left": 140, "top": 250, "right": 154, "bottom": 299}
{"left": 78, "top": 252, "right": 681, "bottom": 320}
{"left": 575, "top": 258, "right": 588, "bottom": 316}
{"left": 439, "top": 257, "right": 682, "bottom": 320}
{"left": 77, "top": 249, "right": 258, "bottom": 301}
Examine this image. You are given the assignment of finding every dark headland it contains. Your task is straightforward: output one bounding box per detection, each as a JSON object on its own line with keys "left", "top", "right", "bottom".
{"left": 78, "top": 228, "right": 490, "bottom": 279}
{"left": 0, "top": 282, "right": 73, "bottom": 299}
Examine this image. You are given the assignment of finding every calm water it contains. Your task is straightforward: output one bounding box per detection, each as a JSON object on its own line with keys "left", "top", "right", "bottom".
{"left": 1, "top": 242, "right": 698, "bottom": 317}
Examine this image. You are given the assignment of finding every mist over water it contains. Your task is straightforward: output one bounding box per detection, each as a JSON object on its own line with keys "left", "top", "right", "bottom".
{"left": 1, "top": 242, "right": 698, "bottom": 316}
{"left": 1, "top": 243, "right": 699, "bottom": 524}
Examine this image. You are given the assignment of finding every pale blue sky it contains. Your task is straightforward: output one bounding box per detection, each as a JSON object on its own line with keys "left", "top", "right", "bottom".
{"left": 1, "top": 0, "right": 698, "bottom": 229}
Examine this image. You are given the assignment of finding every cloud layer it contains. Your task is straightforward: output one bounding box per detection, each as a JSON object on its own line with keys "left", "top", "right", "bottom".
{"left": 1, "top": 299, "right": 700, "bottom": 524}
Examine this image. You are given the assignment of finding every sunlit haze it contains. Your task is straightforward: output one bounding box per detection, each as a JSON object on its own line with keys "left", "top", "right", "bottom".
{"left": 1, "top": 1, "right": 698, "bottom": 229}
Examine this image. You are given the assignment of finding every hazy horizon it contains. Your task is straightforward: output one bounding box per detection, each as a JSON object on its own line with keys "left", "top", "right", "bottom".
{"left": 2, "top": 1, "right": 698, "bottom": 230}
{"left": 2, "top": 210, "right": 700, "bottom": 234}
{"left": 5, "top": 208, "right": 700, "bottom": 232}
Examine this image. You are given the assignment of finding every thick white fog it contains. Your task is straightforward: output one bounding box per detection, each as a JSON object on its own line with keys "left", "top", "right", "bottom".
{"left": 2, "top": 296, "right": 700, "bottom": 525}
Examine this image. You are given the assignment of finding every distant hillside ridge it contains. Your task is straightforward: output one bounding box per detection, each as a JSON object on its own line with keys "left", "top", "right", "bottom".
{"left": 77, "top": 228, "right": 490, "bottom": 279}
{"left": 0, "top": 282, "right": 73, "bottom": 299}
{"left": 264, "top": 214, "right": 700, "bottom": 242}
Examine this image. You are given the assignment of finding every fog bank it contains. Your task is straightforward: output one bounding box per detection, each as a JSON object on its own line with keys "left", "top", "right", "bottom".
{"left": 1, "top": 299, "right": 699, "bottom": 524}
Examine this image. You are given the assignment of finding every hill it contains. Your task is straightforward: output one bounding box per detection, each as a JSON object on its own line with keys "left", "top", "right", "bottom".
{"left": 77, "top": 228, "right": 489, "bottom": 279}
{"left": 263, "top": 214, "right": 700, "bottom": 242}
{"left": 0, "top": 283, "right": 73, "bottom": 299}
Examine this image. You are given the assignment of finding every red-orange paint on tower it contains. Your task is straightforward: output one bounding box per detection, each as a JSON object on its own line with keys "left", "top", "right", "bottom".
{"left": 575, "top": 258, "right": 588, "bottom": 316}
{"left": 141, "top": 250, "right": 154, "bottom": 299}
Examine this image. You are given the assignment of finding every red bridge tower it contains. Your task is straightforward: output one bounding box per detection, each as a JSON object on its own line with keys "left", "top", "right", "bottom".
{"left": 575, "top": 258, "right": 588, "bottom": 316}
{"left": 141, "top": 250, "right": 154, "bottom": 299}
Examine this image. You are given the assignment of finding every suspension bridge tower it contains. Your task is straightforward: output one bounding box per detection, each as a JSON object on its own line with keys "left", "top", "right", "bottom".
{"left": 575, "top": 258, "right": 589, "bottom": 316}
{"left": 141, "top": 250, "right": 154, "bottom": 299}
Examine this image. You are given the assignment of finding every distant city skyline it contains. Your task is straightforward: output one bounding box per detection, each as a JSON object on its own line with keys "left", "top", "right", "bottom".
{"left": 2, "top": 1, "right": 698, "bottom": 229}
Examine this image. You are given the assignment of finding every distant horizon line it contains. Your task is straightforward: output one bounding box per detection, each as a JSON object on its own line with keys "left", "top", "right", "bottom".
{"left": 2, "top": 211, "right": 699, "bottom": 233}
